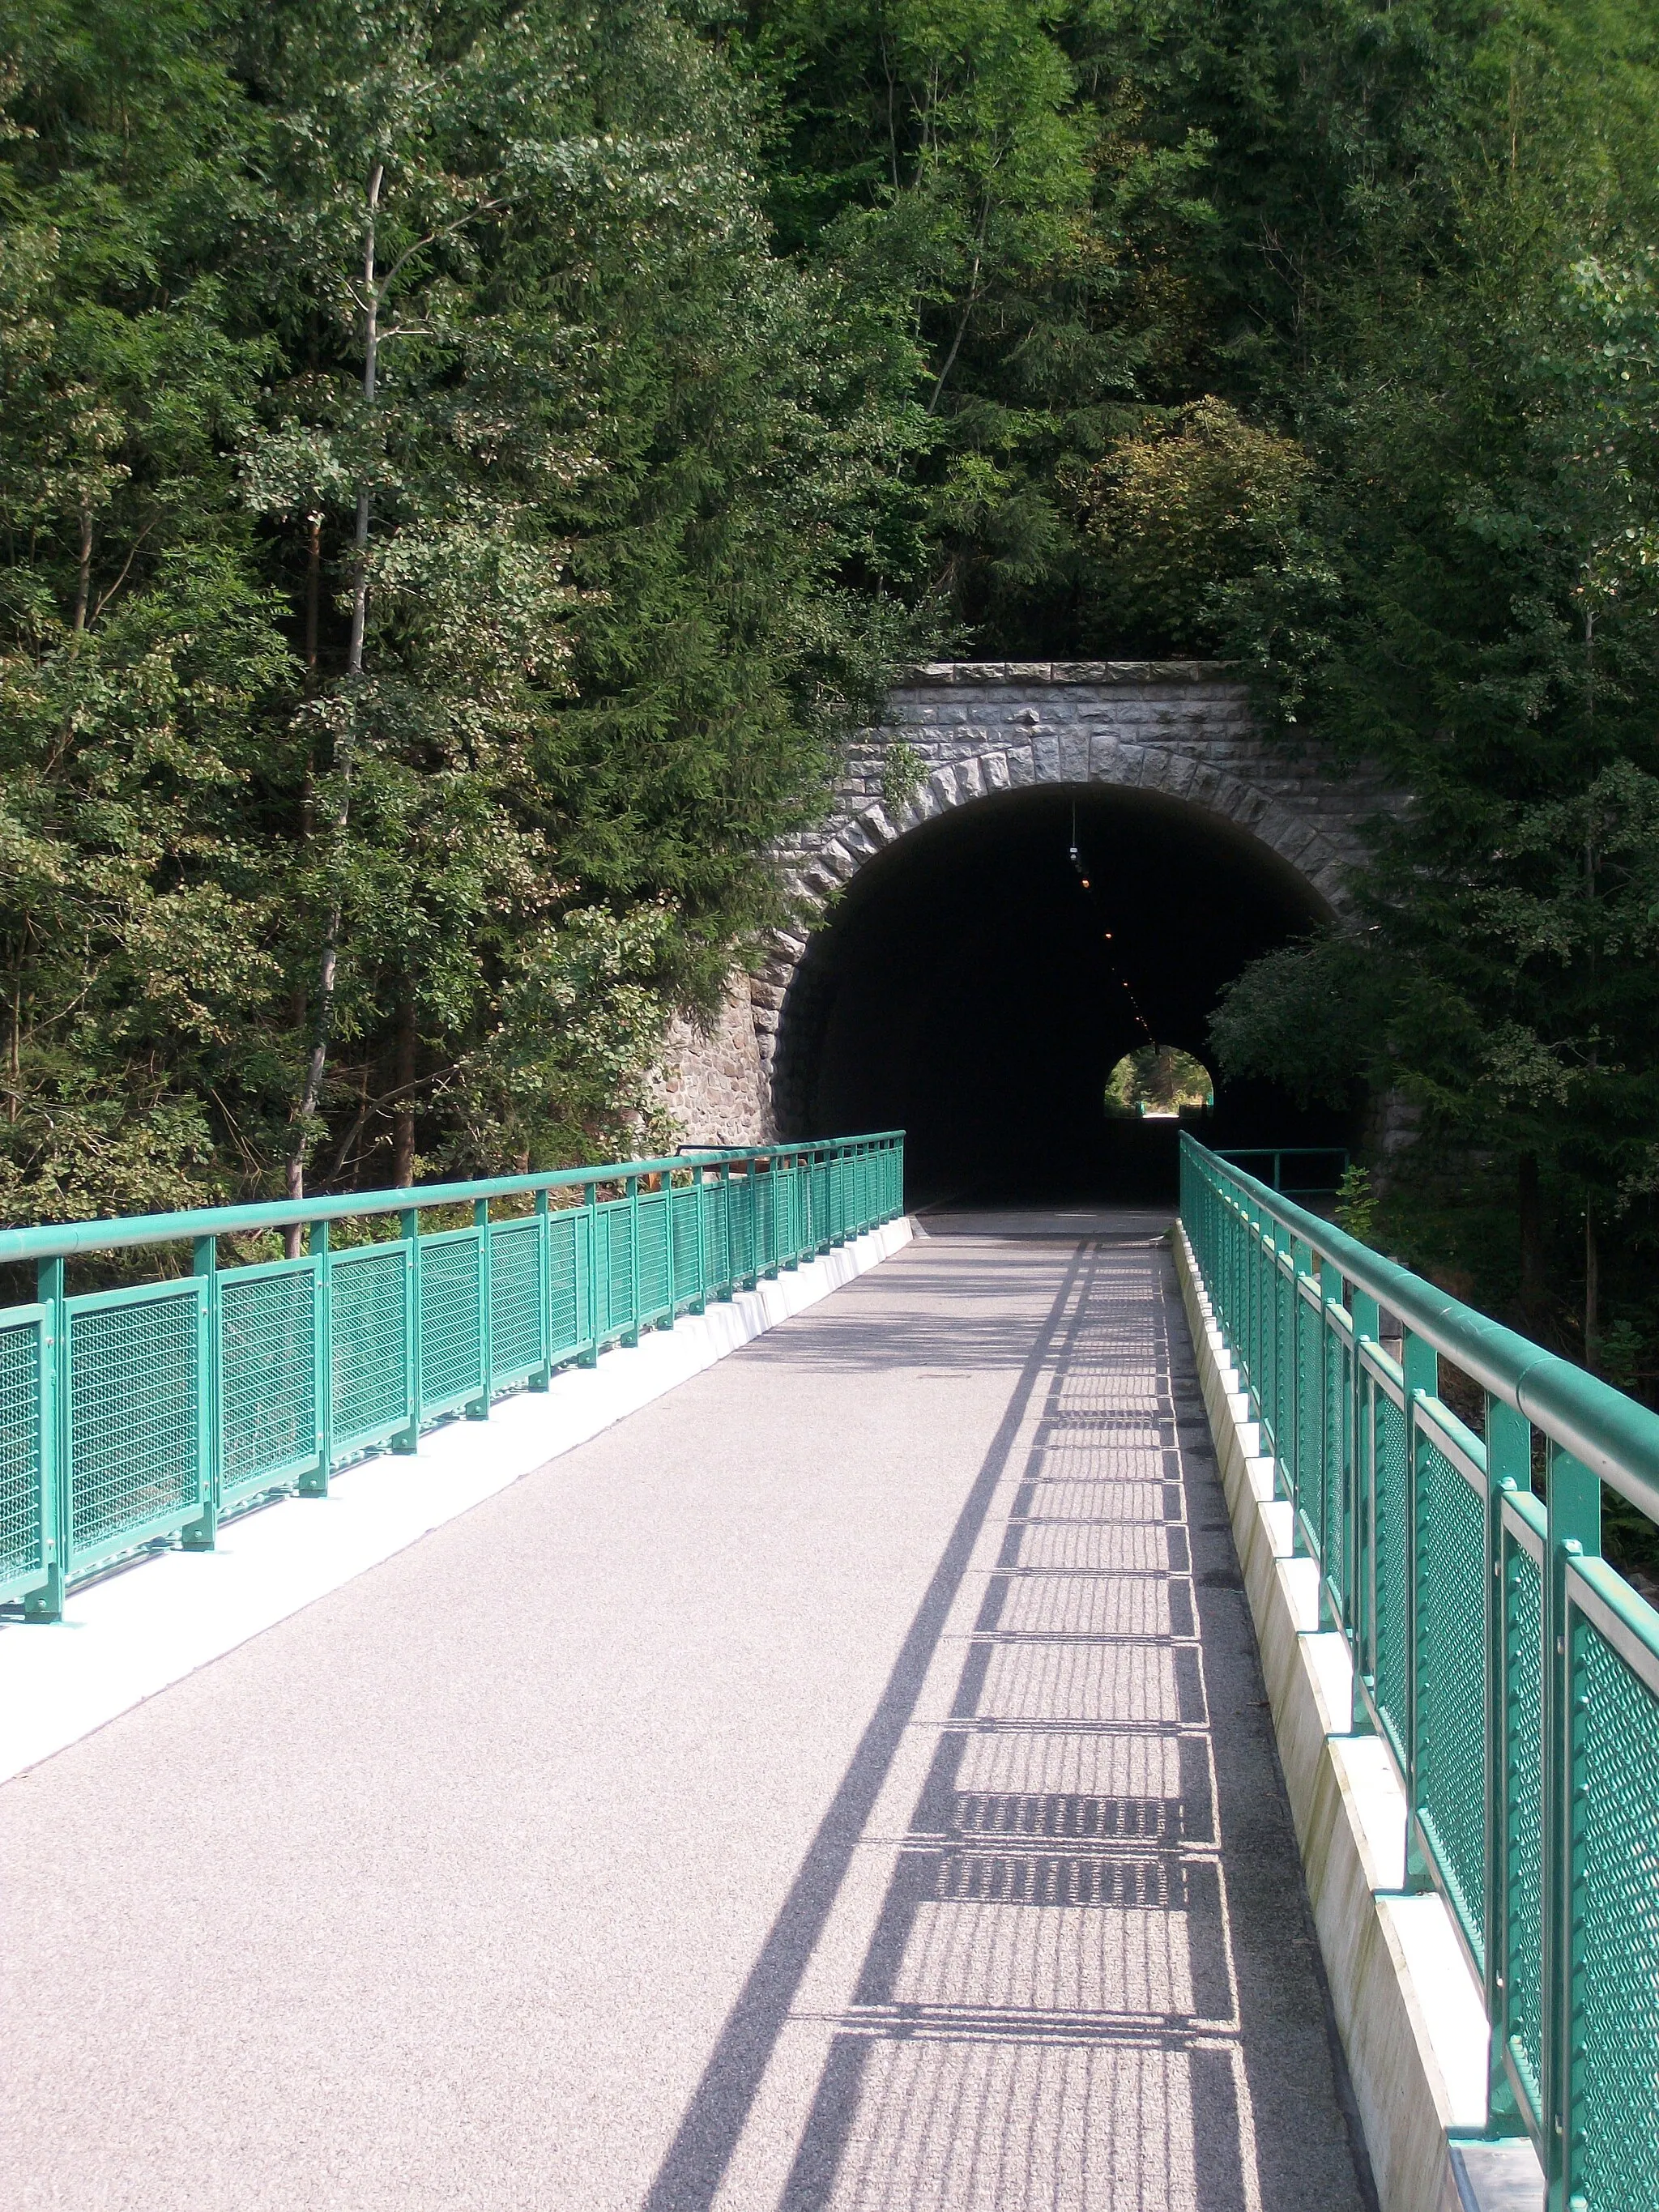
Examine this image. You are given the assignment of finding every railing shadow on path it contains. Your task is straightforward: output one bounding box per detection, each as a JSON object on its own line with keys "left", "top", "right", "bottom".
{"left": 646, "top": 1225, "right": 1376, "bottom": 2212}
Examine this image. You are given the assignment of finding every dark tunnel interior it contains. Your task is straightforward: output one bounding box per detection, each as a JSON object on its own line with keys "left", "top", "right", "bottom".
{"left": 774, "top": 785, "right": 1356, "bottom": 1205}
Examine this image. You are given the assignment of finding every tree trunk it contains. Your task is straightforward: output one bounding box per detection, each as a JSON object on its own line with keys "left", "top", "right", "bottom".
{"left": 1518, "top": 1152, "right": 1546, "bottom": 1317}
{"left": 392, "top": 996, "right": 416, "bottom": 1187}
{"left": 1584, "top": 1197, "right": 1600, "bottom": 1371}
{"left": 284, "top": 936, "right": 338, "bottom": 1258}
{"left": 284, "top": 164, "right": 383, "bottom": 1228}
{"left": 304, "top": 511, "right": 322, "bottom": 693}
{"left": 72, "top": 498, "right": 92, "bottom": 632}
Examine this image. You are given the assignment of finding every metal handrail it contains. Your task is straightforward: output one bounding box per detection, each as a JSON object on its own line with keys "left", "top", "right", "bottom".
{"left": 1193, "top": 1144, "right": 1659, "bottom": 1519}
{"left": 1180, "top": 1134, "right": 1659, "bottom": 2209}
{"left": 0, "top": 1130, "right": 906, "bottom": 1624}
{"left": 1215, "top": 1144, "right": 1350, "bottom": 1193}
{"left": 0, "top": 1131, "right": 909, "bottom": 1266}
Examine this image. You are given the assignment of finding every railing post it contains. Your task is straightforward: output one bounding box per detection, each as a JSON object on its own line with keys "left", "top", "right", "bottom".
{"left": 1402, "top": 1323, "right": 1438, "bottom": 1890}
{"left": 1319, "top": 1255, "right": 1345, "bottom": 1623}
{"left": 1290, "top": 1236, "right": 1316, "bottom": 1547}
{"left": 1246, "top": 1192, "right": 1263, "bottom": 1431}
{"left": 301, "top": 1220, "right": 332, "bottom": 1494}
{"left": 23, "top": 1255, "right": 67, "bottom": 1621}
{"left": 469, "top": 1198, "right": 492, "bottom": 1413}
{"left": 1269, "top": 1217, "right": 1291, "bottom": 1481}
{"left": 180, "top": 1234, "right": 219, "bottom": 1549}
{"left": 661, "top": 1172, "right": 677, "bottom": 1322}
{"left": 531, "top": 1188, "right": 552, "bottom": 1390}
{"left": 1541, "top": 1446, "right": 1600, "bottom": 2210}
{"left": 1350, "top": 1281, "right": 1381, "bottom": 1734}
{"left": 1485, "top": 1397, "right": 1531, "bottom": 2137}
{"left": 780, "top": 1153, "right": 800, "bottom": 1268}
{"left": 623, "top": 1174, "right": 641, "bottom": 1346}
{"left": 689, "top": 1167, "right": 707, "bottom": 1314}
{"left": 578, "top": 1180, "right": 599, "bottom": 1364}
{"left": 717, "top": 1161, "right": 735, "bottom": 1299}
{"left": 396, "top": 1207, "right": 422, "bottom": 1451}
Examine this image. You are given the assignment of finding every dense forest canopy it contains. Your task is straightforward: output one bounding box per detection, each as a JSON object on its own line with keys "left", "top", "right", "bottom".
{"left": 2, "top": 0, "right": 1657, "bottom": 1383}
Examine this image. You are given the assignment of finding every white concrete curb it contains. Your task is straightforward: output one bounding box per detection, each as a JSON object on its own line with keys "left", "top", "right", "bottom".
{"left": 1172, "top": 1225, "right": 1543, "bottom": 2212}
{"left": 0, "top": 1217, "right": 914, "bottom": 1784}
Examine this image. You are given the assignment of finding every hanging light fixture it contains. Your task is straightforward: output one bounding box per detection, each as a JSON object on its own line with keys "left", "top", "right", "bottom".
{"left": 1069, "top": 807, "right": 1153, "bottom": 1043}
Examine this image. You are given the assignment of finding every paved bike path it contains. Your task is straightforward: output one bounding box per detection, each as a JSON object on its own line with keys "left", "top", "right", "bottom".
{"left": 0, "top": 1214, "right": 1371, "bottom": 2211}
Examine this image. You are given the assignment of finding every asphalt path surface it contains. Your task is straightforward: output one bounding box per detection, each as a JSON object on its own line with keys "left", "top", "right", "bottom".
{"left": 1, "top": 1212, "right": 1371, "bottom": 2211}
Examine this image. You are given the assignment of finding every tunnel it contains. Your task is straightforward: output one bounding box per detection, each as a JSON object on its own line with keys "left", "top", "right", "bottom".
{"left": 773, "top": 783, "right": 1354, "bottom": 1204}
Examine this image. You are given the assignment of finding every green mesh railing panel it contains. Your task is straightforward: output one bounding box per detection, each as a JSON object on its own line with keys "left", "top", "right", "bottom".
{"left": 706, "top": 1178, "right": 730, "bottom": 1289}
{"left": 1373, "top": 1390, "right": 1410, "bottom": 1763}
{"left": 1504, "top": 1536, "right": 1545, "bottom": 2115}
{"left": 548, "top": 1209, "right": 581, "bottom": 1359}
{"left": 1296, "top": 1290, "right": 1321, "bottom": 1546}
{"left": 1258, "top": 1248, "right": 1278, "bottom": 1451}
{"left": 1179, "top": 1135, "right": 1659, "bottom": 2191}
{"left": 1323, "top": 1319, "right": 1346, "bottom": 1605}
{"left": 489, "top": 1219, "right": 543, "bottom": 1383}
{"left": 1568, "top": 1608, "right": 1659, "bottom": 2211}
{"left": 331, "top": 1247, "right": 408, "bottom": 1448}
{"left": 729, "top": 1174, "right": 753, "bottom": 1275}
{"left": 1414, "top": 1436, "right": 1489, "bottom": 1961}
{"left": 756, "top": 1174, "right": 777, "bottom": 1273}
{"left": 221, "top": 1265, "right": 316, "bottom": 1495}
{"left": 0, "top": 1315, "right": 43, "bottom": 1593}
{"left": 601, "top": 1204, "right": 632, "bottom": 1337}
{"left": 638, "top": 1193, "right": 670, "bottom": 1321}
{"left": 420, "top": 1234, "right": 481, "bottom": 1413}
{"left": 671, "top": 1185, "right": 700, "bottom": 1301}
{"left": 0, "top": 1132, "right": 899, "bottom": 1613}
{"left": 69, "top": 1288, "right": 200, "bottom": 1556}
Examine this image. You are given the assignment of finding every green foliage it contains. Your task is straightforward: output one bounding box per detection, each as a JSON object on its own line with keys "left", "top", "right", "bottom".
{"left": 0, "top": 0, "right": 929, "bottom": 1213}
{"left": 1209, "top": 935, "right": 1386, "bottom": 1110}
{"left": 3, "top": 0, "right": 1658, "bottom": 1416}
{"left": 1333, "top": 1166, "right": 1379, "bottom": 1246}
{"left": 1077, "top": 399, "right": 1311, "bottom": 654}
{"left": 1196, "top": 0, "right": 1659, "bottom": 1380}
{"left": 737, "top": 0, "right": 1216, "bottom": 649}
{"left": 880, "top": 738, "right": 927, "bottom": 814}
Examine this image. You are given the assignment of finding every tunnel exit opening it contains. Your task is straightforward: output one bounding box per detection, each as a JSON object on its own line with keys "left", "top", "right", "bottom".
{"left": 774, "top": 785, "right": 1355, "bottom": 1204}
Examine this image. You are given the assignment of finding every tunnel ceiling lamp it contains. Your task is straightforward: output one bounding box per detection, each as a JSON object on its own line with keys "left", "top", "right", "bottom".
{"left": 1068, "top": 808, "right": 1153, "bottom": 1044}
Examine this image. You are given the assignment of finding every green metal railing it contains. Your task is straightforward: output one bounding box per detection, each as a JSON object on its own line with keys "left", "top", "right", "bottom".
{"left": 1181, "top": 1136, "right": 1659, "bottom": 2212}
{"left": 1216, "top": 1144, "right": 1350, "bottom": 1198}
{"left": 0, "top": 1131, "right": 904, "bottom": 1624}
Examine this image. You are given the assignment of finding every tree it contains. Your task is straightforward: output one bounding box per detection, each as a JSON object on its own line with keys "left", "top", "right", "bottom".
{"left": 1205, "top": 26, "right": 1659, "bottom": 1376}
{"left": 0, "top": 0, "right": 930, "bottom": 1219}
{"left": 736, "top": 0, "right": 1216, "bottom": 647}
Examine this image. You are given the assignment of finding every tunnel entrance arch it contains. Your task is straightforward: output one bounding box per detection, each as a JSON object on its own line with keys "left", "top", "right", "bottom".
{"left": 653, "top": 667, "right": 1392, "bottom": 1179}
{"left": 770, "top": 780, "right": 1351, "bottom": 1200}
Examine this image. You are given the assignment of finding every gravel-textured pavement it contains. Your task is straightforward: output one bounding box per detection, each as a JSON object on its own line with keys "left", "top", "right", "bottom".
{"left": 0, "top": 1213, "right": 1372, "bottom": 2212}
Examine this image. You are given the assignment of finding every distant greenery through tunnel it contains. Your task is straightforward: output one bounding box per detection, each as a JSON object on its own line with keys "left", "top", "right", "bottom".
{"left": 1106, "top": 1046, "right": 1214, "bottom": 1118}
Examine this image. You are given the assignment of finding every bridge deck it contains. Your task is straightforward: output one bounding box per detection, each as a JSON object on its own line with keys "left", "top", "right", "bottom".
{"left": 0, "top": 1213, "right": 1371, "bottom": 2211}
